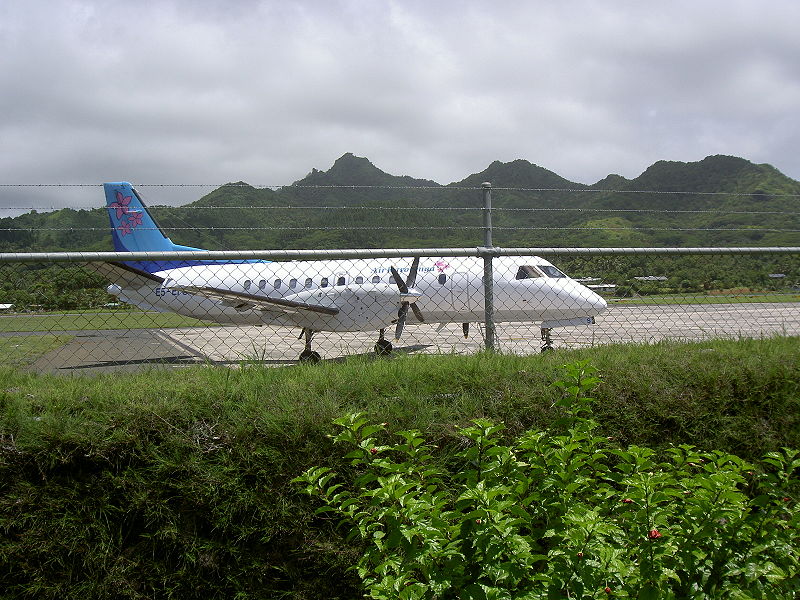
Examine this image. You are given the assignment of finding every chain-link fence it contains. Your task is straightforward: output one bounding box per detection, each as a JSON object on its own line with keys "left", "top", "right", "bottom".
{"left": 0, "top": 247, "right": 797, "bottom": 374}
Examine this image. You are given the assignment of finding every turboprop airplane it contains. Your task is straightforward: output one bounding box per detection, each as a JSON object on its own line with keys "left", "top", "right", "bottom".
{"left": 95, "top": 182, "right": 607, "bottom": 362}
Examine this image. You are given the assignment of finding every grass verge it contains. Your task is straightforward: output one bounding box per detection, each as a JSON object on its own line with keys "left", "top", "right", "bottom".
{"left": 0, "top": 337, "right": 798, "bottom": 599}
{"left": 0, "top": 335, "right": 74, "bottom": 368}
{"left": 0, "top": 310, "right": 212, "bottom": 333}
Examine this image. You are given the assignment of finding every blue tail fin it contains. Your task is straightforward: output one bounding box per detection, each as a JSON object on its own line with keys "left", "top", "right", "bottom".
{"left": 104, "top": 182, "right": 263, "bottom": 273}
{"left": 104, "top": 182, "right": 208, "bottom": 273}
{"left": 105, "top": 182, "right": 200, "bottom": 253}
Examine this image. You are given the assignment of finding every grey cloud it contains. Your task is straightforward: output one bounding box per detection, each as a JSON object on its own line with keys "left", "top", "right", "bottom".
{"left": 1, "top": 0, "right": 798, "bottom": 217}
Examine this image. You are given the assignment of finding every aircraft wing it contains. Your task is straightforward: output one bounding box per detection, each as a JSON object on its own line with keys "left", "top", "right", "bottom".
{"left": 176, "top": 285, "right": 341, "bottom": 316}
{"left": 86, "top": 261, "right": 165, "bottom": 286}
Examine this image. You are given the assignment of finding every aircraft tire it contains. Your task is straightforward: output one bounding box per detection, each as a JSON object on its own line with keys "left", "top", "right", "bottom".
{"left": 299, "top": 350, "right": 322, "bottom": 363}
{"left": 374, "top": 339, "right": 393, "bottom": 356}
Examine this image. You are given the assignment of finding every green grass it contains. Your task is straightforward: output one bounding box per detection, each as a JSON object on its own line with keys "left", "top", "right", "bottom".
{"left": 0, "top": 310, "right": 213, "bottom": 332}
{"left": 0, "top": 335, "right": 74, "bottom": 367}
{"left": 1, "top": 337, "right": 798, "bottom": 599}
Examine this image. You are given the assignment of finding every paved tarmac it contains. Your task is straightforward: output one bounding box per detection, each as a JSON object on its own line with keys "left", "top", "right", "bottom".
{"left": 22, "top": 302, "right": 800, "bottom": 374}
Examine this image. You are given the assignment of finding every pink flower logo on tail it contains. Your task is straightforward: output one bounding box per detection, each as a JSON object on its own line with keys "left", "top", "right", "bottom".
{"left": 127, "top": 211, "right": 143, "bottom": 228}
{"left": 117, "top": 221, "right": 132, "bottom": 236}
{"left": 111, "top": 191, "right": 131, "bottom": 220}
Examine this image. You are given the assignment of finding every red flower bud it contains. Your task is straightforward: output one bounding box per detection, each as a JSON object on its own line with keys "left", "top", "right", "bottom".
{"left": 576, "top": 552, "right": 584, "bottom": 558}
{"left": 369, "top": 448, "right": 378, "bottom": 455}
{"left": 783, "top": 497, "right": 791, "bottom": 502}
{"left": 604, "top": 586, "right": 612, "bottom": 594}
{"left": 648, "top": 529, "right": 662, "bottom": 540}
{"left": 621, "top": 498, "right": 633, "bottom": 504}
{"left": 475, "top": 519, "right": 482, "bottom": 524}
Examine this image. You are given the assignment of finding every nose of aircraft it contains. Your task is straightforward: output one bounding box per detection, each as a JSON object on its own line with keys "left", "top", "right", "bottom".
{"left": 562, "top": 280, "right": 608, "bottom": 316}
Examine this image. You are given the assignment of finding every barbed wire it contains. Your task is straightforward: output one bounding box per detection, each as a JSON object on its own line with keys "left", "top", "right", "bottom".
{"left": 2, "top": 205, "right": 799, "bottom": 217}
{"left": 3, "top": 226, "right": 798, "bottom": 233}
{"left": 140, "top": 205, "right": 800, "bottom": 216}
{"left": 1, "top": 182, "right": 800, "bottom": 197}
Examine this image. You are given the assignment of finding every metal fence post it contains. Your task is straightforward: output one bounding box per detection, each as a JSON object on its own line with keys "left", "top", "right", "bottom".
{"left": 482, "top": 182, "right": 496, "bottom": 351}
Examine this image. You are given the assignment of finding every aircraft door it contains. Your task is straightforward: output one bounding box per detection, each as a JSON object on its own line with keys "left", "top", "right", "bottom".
{"left": 448, "top": 272, "right": 479, "bottom": 316}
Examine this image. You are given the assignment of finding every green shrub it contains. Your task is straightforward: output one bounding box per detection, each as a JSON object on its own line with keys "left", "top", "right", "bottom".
{"left": 298, "top": 362, "right": 800, "bottom": 599}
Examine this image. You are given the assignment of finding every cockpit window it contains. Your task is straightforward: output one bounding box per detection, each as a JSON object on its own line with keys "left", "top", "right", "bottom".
{"left": 538, "top": 265, "right": 567, "bottom": 278}
{"left": 516, "top": 266, "right": 543, "bottom": 280}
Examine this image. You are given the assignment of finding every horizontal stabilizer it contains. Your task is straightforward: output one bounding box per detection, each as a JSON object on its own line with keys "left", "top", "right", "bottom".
{"left": 86, "top": 261, "right": 165, "bottom": 287}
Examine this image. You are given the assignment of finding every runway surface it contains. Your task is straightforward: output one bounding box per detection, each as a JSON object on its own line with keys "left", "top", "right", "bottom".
{"left": 23, "top": 302, "right": 800, "bottom": 374}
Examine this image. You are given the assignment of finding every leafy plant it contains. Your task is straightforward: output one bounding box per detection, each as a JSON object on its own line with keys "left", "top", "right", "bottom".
{"left": 297, "top": 361, "right": 799, "bottom": 599}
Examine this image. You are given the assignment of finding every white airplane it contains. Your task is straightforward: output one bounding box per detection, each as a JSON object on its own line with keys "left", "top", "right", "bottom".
{"left": 94, "top": 182, "right": 607, "bottom": 362}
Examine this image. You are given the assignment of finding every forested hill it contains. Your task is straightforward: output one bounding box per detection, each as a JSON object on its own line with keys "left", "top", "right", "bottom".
{"left": 1, "top": 153, "right": 798, "bottom": 252}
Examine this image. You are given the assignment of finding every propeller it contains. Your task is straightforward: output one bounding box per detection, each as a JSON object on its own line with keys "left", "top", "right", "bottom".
{"left": 390, "top": 257, "right": 425, "bottom": 339}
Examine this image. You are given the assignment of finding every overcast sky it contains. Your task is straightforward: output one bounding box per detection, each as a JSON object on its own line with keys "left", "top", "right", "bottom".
{"left": 1, "top": 0, "right": 799, "bottom": 216}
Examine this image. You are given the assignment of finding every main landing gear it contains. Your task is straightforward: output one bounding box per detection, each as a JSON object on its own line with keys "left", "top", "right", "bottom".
{"left": 298, "top": 328, "right": 321, "bottom": 363}
{"left": 540, "top": 327, "right": 554, "bottom": 353}
{"left": 298, "top": 328, "right": 396, "bottom": 363}
{"left": 374, "top": 328, "right": 393, "bottom": 356}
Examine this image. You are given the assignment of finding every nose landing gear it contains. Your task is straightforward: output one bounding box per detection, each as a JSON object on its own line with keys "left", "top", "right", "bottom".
{"left": 298, "top": 328, "right": 321, "bottom": 363}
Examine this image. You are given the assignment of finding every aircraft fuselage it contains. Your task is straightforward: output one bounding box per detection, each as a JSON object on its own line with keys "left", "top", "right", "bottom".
{"left": 109, "top": 256, "right": 607, "bottom": 332}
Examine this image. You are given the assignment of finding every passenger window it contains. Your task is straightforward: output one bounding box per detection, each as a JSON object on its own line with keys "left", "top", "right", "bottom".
{"left": 355, "top": 276, "right": 364, "bottom": 284}
{"left": 258, "top": 279, "right": 266, "bottom": 290}
{"left": 243, "top": 280, "right": 252, "bottom": 290}
{"left": 321, "top": 277, "right": 329, "bottom": 288}
{"left": 372, "top": 275, "right": 381, "bottom": 284}
{"left": 438, "top": 274, "right": 447, "bottom": 285}
{"left": 289, "top": 278, "right": 297, "bottom": 289}
{"left": 337, "top": 276, "right": 346, "bottom": 286}
{"left": 274, "top": 279, "right": 282, "bottom": 289}
{"left": 305, "top": 278, "right": 313, "bottom": 288}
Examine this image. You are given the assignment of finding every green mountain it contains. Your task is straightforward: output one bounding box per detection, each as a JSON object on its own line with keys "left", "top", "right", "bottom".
{"left": 1, "top": 153, "right": 798, "bottom": 252}
{"left": 295, "top": 152, "right": 439, "bottom": 188}
{"left": 453, "top": 159, "right": 583, "bottom": 191}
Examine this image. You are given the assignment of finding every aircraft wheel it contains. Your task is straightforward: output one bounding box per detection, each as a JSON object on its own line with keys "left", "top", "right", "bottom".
{"left": 299, "top": 350, "right": 322, "bottom": 363}
{"left": 374, "top": 339, "right": 393, "bottom": 356}
{"left": 540, "top": 345, "right": 554, "bottom": 354}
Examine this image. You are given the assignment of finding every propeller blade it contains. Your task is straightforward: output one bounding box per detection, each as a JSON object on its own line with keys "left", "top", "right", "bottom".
{"left": 390, "top": 266, "right": 408, "bottom": 293}
{"left": 395, "top": 303, "right": 409, "bottom": 339}
{"left": 405, "top": 257, "right": 420, "bottom": 288}
{"left": 393, "top": 258, "right": 424, "bottom": 339}
{"left": 411, "top": 303, "right": 425, "bottom": 323}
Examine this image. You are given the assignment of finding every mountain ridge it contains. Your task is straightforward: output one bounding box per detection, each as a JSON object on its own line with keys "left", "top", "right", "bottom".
{"left": 1, "top": 152, "right": 798, "bottom": 252}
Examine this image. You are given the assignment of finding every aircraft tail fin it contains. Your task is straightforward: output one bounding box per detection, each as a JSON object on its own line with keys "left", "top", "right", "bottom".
{"left": 104, "top": 182, "right": 263, "bottom": 273}
{"left": 104, "top": 182, "right": 210, "bottom": 272}
{"left": 105, "top": 182, "right": 199, "bottom": 253}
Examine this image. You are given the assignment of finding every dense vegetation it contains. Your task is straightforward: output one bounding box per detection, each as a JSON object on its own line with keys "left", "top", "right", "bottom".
{"left": 301, "top": 367, "right": 798, "bottom": 598}
{"left": 1, "top": 338, "right": 798, "bottom": 598}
